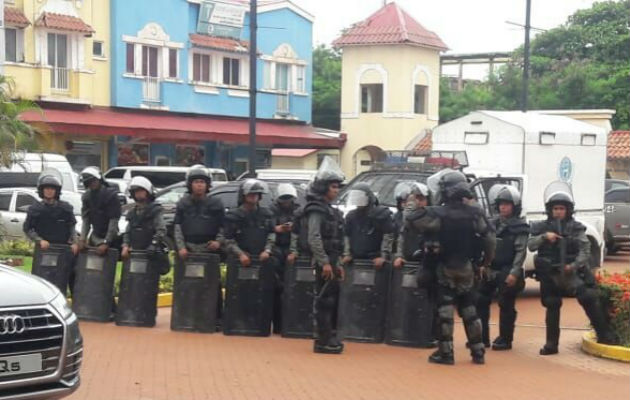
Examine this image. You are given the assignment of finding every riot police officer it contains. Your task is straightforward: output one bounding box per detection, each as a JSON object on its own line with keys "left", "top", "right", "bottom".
{"left": 24, "top": 169, "right": 79, "bottom": 293}
{"left": 391, "top": 182, "right": 409, "bottom": 256}
{"left": 301, "top": 157, "right": 345, "bottom": 354}
{"left": 528, "top": 181, "right": 614, "bottom": 355}
{"left": 268, "top": 183, "right": 300, "bottom": 333}
{"left": 342, "top": 183, "right": 394, "bottom": 270}
{"left": 476, "top": 184, "right": 528, "bottom": 351}
{"left": 78, "top": 166, "right": 121, "bottom": 255}
{"left": 174, "top": 166, "right": 224, "bottom": 256}
{"left": 121, "top": 176, "right": 166, "bottom": 259}
{"left": 223, "top": 179, "right": 275, "bottom": 266}
{"left": 409, "top": 169, "right": 496, "bottom": 365}
{"left": 392, "top": 182, "right": 430, "bottom": 269}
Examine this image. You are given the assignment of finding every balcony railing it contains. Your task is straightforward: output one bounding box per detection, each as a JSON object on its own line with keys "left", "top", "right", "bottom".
{"left": 51, "top": 67, "right": 69, "bottom": 91}
{"left": 276, "top": 91, "right": 290, "bottom": 116}
{"left": 142, "top": 76, "right": 161, "bottom": 103}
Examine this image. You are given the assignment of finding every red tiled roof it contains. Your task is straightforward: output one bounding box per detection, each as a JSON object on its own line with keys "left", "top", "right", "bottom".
{"left": 271, "top": 148, "right": 318, "bottom": 157}
{"left": 333, "top": 2, "right": 447, "bottom": 50}
{"left": 20, "top": 107, "right": 345, "bottom": 148}
{"left": 190, "top": 34, "right": 249, "bottom": 53}
{"left": 4, "top": 7, "right": 30, "bottom": 28}
{"left": 35, "top": 12, "right": 94, "bottom": 34}
{"left": 608, "top": 130, "right": 630, "bottom": 160}
{"left": 413, "top": 131, "right": 432, "bottom": 154}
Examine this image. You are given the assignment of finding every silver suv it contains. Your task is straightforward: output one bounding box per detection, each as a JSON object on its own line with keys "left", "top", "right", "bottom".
{"left": 0, "top": 265, "right": 82, "bottom": 400}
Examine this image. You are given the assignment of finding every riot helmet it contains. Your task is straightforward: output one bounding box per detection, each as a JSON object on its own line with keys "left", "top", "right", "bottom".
{"left": 311, "top": 156, "right": 345, "bottom": 195}
{"left": 238, "top": 179, "right": 268, "bottom": 205}
{"left": 544, "top": 180, "right": 575, "bottom": 216}
{"left": 489, "top": 184, "right": 522, "bottom": 216}
{"left": 276, "top": 183, "right": 297, "bottom": 201}
{"left": 186, "top": 165, "right": 211, "bottom": 193}
{"left": 80, "top": 166, "right": 104, "bottom": 187}
{"left": 345, "top": 182, "right": 376, "bottom": 208}
{"left": 37, "top": 168, "right": 63, "bottom": 199}
{"left": 128, "top": 176, "right": 155, "bottom": 201}
{"left": 427, "top": 168, "right": 470, "bottom": 204}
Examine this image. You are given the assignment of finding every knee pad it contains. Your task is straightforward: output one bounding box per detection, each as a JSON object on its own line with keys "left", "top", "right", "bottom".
{"left": 315, "top": 293, "right": 336, "bottom": 311}
{"left": 460, "top": 305, "right": 478, "bottom": 323}
{"left": 576, "top": 286, "right": 598, "bottom": 307}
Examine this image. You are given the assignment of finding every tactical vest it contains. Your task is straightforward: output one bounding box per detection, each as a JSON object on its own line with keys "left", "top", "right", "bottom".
{"left": 226, "top": 206, "right": 273, "bottom": 255}
{"left": 532, "top": 219, "right": 582, "bottom": 266}
{"left": 300, "top": 198, "right": 344, "bottom": 257}
{"left": 179, "top": 195, "right": 223, "bottom": 244}
{"left": 127, "top": 202, "right": 162, "bottom": 250}
{"left": 345, "top": 206, "right": 390, "bottom": 259}
{"left": 270, "top": 203, "right": 298, "bottom": 248}
{"left": 83, "top": 187, "right": 120, "bottom": 238}
{"left": 433, "top": 204, "right": 480, "bottom": 266}
{"left": 491, "top": 216, "right": 529, "bottom": 269}
{"left": 30, "top": 201, "right": 74, "bottom": 244}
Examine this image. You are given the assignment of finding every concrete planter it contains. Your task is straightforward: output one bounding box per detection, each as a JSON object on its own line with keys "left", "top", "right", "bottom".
{"left": 582, "top": 331, "right": 630, "bottom": 363}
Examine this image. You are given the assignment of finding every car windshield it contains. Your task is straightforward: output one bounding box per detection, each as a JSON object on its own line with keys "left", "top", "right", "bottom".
{"left": 130, "top": 171, "right": 186, "bottom": 188}
{"left": 156, "top": 185, "right": 188, "bottom": 204}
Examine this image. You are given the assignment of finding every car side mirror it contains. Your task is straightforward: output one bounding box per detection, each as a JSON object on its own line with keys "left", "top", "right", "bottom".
{"left": 17, "top": 205, "right": 31, "bottom": 212}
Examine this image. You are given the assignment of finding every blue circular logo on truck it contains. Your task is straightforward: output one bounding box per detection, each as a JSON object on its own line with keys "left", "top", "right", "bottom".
{"left": 558, "top": 157, "right": 573, "bottom": 182}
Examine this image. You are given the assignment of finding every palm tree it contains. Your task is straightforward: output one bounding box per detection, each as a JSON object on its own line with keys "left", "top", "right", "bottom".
{"left": 0, "top": 74, "right": 40, "bottom": 168}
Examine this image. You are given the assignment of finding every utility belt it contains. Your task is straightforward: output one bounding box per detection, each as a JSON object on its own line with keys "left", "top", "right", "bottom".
{"left": 185, "top": 234, "right": 214, "bottom": 244}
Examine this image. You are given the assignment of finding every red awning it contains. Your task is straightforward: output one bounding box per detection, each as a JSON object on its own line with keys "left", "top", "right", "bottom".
{"left": 21, "top": 107, "right": 345, "bottom": 148}
{"left": 189, "top": 34, "right": 249, "bottom": 54}
{"left": 4, "top": 7, "right": 31, "bottom": 28}
{"left": 35, "top": 12, "right": 94, "bottom": 34}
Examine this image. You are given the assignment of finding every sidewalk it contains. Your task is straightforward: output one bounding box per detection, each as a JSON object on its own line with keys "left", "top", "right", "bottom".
{"left": 69, "top": 254, "right": 630, "bottom": 400}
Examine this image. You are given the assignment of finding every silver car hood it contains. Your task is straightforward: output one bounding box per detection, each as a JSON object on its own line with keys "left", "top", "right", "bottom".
{"left": 0, "top": 265, "right": 59, "bottom": 308}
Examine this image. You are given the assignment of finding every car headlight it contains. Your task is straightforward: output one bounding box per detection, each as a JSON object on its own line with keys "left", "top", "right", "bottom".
{"left": 50, "top": 294, "right": 73, "bottom": 319}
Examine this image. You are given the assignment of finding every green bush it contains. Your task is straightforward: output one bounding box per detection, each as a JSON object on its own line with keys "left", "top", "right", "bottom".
{"left": 0, "top": 240, "right": 34, "bottom": 256}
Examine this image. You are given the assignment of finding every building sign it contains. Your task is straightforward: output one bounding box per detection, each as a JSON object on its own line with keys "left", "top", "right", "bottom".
{"left": 558, "top": 156, "right": 573, "bottom": 182}
{"left": 197, "top": 1, "right": 246, "bottom": 39}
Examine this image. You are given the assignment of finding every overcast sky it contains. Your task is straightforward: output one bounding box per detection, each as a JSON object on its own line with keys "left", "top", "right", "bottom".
{"left": 291, "top": 0, "right": 599, "bottom": 79}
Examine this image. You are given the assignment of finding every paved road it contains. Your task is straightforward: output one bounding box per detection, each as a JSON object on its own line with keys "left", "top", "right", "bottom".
{"left": 69, "top": 251, "right": 630, "bottom": 400}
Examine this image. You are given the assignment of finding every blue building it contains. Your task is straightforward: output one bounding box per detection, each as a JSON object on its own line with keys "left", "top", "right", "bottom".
{"left": 103, "top": 0, "right": 341, "bottom": 175}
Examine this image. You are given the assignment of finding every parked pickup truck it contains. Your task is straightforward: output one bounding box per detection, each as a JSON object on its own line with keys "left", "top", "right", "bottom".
{"left": 604, "top": 186, "right": 630, "bottom": 254}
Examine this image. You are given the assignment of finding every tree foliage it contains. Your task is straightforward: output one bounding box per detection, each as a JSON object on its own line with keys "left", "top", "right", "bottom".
{"left": 0, "top": 75, "right": 39, "bottom": 167}
{"left": 312, "top": 45, "right": 342, "bottom": 130}
{"left": 440, "top": 0, "right": 630, "bottom": 129}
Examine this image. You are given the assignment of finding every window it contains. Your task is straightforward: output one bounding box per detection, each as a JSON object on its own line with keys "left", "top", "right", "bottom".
{"left": 0, "top": 193, "right": 12, "bottom": 211}
{"left": 16, "top": 193, "right": 37, "bottom": 211}
{"left": 464, "top": 132, "right": 489, "bottom": 144}
{"left": 296, "top": 65, "right": 305, "bottom": 93}
{"left": 605, "top": 189, "right": 630, "bottom": 204}
{"left": 126, "top": 43, "right": 135, "bottom": 73}
{"left": 103, "top": 168, "right": 125, "bottom": 179}
{"left": 275, "top": 63, "right": 290, "bottom": 91}
{"left": 192, "top": 53, "right": 211, "bottom": 83}
{"left": 48, "top": 33, "right": 69, "bottom": 90}
{"left": 141, "top": 46, "right": 158, "bottom": 77}
{"left": 581, "top": 134, "right": 596, "bottom": 146}
{"left": 93, "top": 41, "right": 104, "bottom": 57}
{"left": 5, "top": 28, "right": 17, "bottom": 62}
{"left": 540, "top": 132, "right": 556, "bottom": 145}
{"left": 223, "top": 57, "right": 240, "bottom": 86}
{"left": 361, "top": 84, "right": 383, "bottom": 113}
{"left": 168, "top": 49, "right": 178, "bottom": 79}
{"left": 414, "top": 85, "right": 427, "bottom": 114}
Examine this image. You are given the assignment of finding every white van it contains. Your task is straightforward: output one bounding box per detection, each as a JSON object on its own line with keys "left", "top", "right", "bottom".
{"left": 104, "top": 166, "right": 228, "bottom": 194}
{"left": 432, "top": 111, "right": 608, "bottom": 271}
{"left": 1, "top": 152, "right": 79, "bottom": 192}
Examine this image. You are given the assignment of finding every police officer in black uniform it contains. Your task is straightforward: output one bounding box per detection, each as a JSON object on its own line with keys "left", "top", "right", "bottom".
{"left": 409, "top": 169, "right": 496, "bottom": 365}
{"left": 268, "top": 183, "right": 300, "bottom": 333}
{"left": 78, "top": 166, "right": 121, "bottom": 255}
{"left": 392, "top": 182, "right": 430, "bottom": 270}
{"left": 392, "top": 182, "right": 409, "bottom": 257}
{"left": 476, "top": 184, "right": 529, "bottom": 351}
{"left": 24, "top": 169, "right": 79, "bottom": 292}
{"left": 223, "top": 179, "right": 275, "bottom": 267}
{"left": 342, "top": 183, "right": 394, "bottom": 270}
{"left": 301, "top": 157, "right": 345, "bottom": 354}
{"left": 173, "top": 166, "right": 224, "bottom": 257}
{"left": 528, "top": 181, "right": 614, "bottom": 355}
{"left": 121, "top": 176, "right": 166, "bottom": 260}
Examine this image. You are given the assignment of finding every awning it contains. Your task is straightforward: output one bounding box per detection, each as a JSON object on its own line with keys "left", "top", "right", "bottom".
{"left": 5, "top": 7, "right": 30, "bottom": 28}
{"left": 189, "top": 34, "right": 249, "bottom": 54}
{"left": 35, "top": 12, "right": 94, "bottom": 34}
{"left": 271, "top": 149, "right": 318, "bottom": 157}
{"left": 21, "top": 107, "right": 346, "bottom": 148}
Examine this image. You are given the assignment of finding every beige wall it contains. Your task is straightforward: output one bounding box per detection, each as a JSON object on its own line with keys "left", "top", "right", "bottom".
{"left": 270, "top": 150, "right": 341, "bottom": 170}
{"left": 338, "top": 44, "right": 441, "bottom": 177}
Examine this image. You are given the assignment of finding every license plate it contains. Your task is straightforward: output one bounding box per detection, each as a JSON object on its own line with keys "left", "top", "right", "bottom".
{"left": 0, "top": 354, "right": 42, "bottom": 377}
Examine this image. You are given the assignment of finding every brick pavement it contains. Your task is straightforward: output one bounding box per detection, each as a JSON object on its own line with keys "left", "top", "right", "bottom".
{"left": 68, "top": 253, "right": 630, "bottom": 400}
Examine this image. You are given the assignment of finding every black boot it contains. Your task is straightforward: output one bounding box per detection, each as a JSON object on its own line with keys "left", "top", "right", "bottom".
{"left": 314, "top": 338, "right": 344, "bottom": 354}
{"left": 491, "top": 336, "right": 512, "bottom": 351}
{"left": 539, "top": 344, "right": 558, "bottom": 355}
{"left": 428, "top": 349, "right": 454, "bottom": 365}
{"left": 471, "top": 349, "right": 485, "bottom": 364}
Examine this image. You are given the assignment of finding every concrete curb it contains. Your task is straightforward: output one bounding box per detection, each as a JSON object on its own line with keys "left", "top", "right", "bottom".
{"left": 157, "top": 293, "right": 173, "bottom": 308}
{"left": 581, "top": 331, "right": 630, "bottom": 363}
